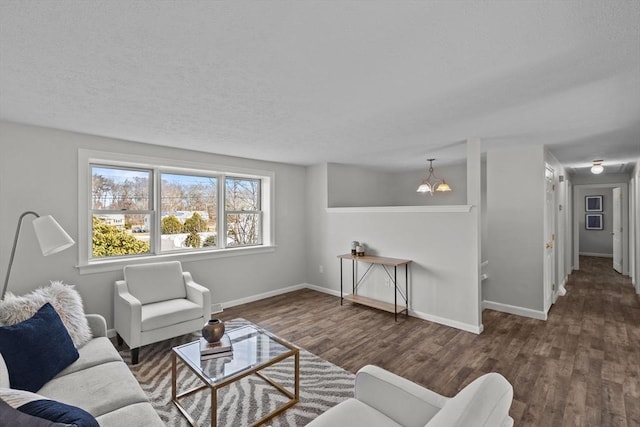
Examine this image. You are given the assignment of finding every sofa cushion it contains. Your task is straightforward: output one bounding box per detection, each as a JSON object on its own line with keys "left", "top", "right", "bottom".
{"left": 0, "top": 303, "right": 78, "bottom": 392}
{"left": 307, "top": 398, "right": 403, "bottom": 427}
{"left": 96, "top": 402, "right": 166, "bottom": 427}
{"left": 0, "top": 281, "right": 92, "bottom": 348}
{"left": 55, "top": 337, "right": 122, "bottom": 378}
{"left": 38, "top": 361, "right": 149, "bottom": 418}
{"left": 124, "top": 261, "right": 186, "bottom": 304}
{"left": 141, "top": 298, "right": 203, "bottom": 331}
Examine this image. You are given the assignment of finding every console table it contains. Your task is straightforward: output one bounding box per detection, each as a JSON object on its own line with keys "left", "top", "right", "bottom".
{"left": 338, "top": 254, "right": 411, "bottom": 321}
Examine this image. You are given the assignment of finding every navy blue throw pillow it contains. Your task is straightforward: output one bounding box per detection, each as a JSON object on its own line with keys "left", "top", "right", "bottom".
{"left": 0, "top": 398, "right": 70, "bottom": 427}
{"left": 0, "top": 303, "right": 79, "bottom": 392}
{"left": 18, "top": 399, "right": 98, "bottom": 427}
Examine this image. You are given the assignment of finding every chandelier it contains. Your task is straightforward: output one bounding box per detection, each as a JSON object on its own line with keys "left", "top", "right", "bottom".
{"left": 416, "top": 159, "right": 452, "bottom": 195}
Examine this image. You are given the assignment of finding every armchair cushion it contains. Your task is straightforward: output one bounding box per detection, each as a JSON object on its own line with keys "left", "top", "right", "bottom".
{"left": 141, "top": 299, "right": 204, "bottom": 332}
{"left": 123, "top": 261, "right": 186, "bottom": 305}
{"left": 309, "top": 398, "right": 402, "bottom": 427}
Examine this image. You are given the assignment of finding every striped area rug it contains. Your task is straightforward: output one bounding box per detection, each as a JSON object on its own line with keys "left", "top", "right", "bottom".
{"left": 118, "top": 319, "right": 354, "bottom": 426}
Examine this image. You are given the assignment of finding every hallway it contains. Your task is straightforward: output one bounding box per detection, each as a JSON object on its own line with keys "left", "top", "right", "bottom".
{"left": 549, "top": 256, "right": 639, "bottom": 425}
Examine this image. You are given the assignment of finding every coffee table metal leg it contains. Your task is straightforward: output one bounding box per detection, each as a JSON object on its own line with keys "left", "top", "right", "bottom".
{"left": 171, "top": 353, "right": 177, "bottom": 401}
{"left": 211, "top": 387, "right": 217, "bottom": 427}
{"left": 295, "top": 351, "right": 300, "bottom": 401}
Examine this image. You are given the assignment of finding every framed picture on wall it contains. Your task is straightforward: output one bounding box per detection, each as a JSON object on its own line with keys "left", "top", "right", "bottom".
{"left": 585, "top": 195, "right": 603, "bottom": 212}
{"left": 585, "top": 214, "right": 603, "bottom": 230}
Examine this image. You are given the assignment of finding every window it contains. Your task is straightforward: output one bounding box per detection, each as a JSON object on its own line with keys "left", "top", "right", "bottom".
{"left": 225, "top": 177, "right": 261, "bottom": 247}
{"left": 160, "top": 173, "right": 218, "bottom": 252}
{"left": 91, "top": 166, "right": 152, "bottom": 259}
{"left": 79, "top": 150, "right": 274, "bottom": 270}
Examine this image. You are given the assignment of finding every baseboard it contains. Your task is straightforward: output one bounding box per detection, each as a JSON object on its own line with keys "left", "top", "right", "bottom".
{"left": 410, "top": 309, "right": 483, "bottom": 334}
{"left": 483, "top": 300, "right": 547, "bottom": 321}
{"left": 221, "top": 283, "right": 308, "bottom": 309}
{"left": 304, "top": 283, "right": 341, "bottom": 297}
{"left": 579, "top": 252, "right": 613, "bottom": 258}
{"left": 303, "top": 285, "right": 483, "bottom": 333}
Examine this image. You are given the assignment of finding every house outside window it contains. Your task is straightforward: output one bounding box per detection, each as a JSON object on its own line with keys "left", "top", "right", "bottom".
{"left": 79, "top": 150, "right": 274, "bottom": 272}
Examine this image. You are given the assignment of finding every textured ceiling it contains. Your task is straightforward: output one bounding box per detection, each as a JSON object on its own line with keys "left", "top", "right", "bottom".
{"left": 1, "top": 1, "right": 639, "bottom": 175}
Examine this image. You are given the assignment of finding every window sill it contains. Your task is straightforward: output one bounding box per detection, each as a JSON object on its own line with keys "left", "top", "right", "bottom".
{"left": 76, "top": 245, "right": 277, "bottom": 275}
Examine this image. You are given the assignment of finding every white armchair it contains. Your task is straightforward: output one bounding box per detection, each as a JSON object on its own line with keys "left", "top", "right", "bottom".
{"left": 114, "top": 261, "right": 211, "bottom": 364}
{"left": 307, "top": 365, "right": 514, "bottom": 427}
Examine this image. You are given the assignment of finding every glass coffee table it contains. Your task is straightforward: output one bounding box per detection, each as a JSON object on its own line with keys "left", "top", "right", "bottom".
{"left": 171, "top": 323, "right": 300, "bottom": 427}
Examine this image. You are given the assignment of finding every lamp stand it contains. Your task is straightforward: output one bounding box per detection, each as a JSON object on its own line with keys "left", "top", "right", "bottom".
{"left": 2, "top": 211, "right": 40, "bottom": 300}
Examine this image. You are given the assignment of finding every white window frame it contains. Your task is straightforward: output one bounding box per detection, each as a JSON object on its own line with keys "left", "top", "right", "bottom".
{"left": 78, "top": 149, "right": 275, "bottom": 274}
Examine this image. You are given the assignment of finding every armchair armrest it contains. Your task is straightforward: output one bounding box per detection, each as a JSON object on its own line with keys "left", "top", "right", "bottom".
{"left": 183, "top": 272, "right": 211, "bottom": 320}
{"left": 355, "top": 365, "right": 447, "bottom": 427}
{"left": 85, "top": 314, "right": 107, "bottom": 338}
{"left": 114, "top": 280, "right": 142, "bottom": 347}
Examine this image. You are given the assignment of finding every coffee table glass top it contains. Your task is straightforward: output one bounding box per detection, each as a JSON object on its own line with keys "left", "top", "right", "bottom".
{"left": 173, "top": 325, "right": 294, "bottom": 385}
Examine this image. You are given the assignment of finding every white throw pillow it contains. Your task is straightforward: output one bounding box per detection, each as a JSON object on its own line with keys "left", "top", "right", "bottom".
{"left": 0, "top": 281, "right": 92, "bottom": 348}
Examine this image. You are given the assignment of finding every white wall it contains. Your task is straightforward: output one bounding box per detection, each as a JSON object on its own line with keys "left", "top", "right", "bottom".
{"left": 307, "top": 141, "right": 483, "bottom": 333}
{"left": 327, "top": 163, "right": 395, "bottom": 207}
{"left": 485, "top": 146, "right": 546, "bottom": 317}
{"left": 327, "top": 163, "right": 468, "bottom": 207}
{"left": 0, "top": 121, "right": 308, "bottom": 327}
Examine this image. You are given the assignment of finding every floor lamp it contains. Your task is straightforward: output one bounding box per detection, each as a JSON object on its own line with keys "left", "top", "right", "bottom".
{"left": 1, "top": 211, "right": 75, "bottom": 300}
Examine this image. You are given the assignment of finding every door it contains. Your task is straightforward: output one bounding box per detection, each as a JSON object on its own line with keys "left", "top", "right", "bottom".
{"left": 612, "top": 187, "right": 622, "bottom": 273}
{"left": 543, "top": 166, "right": 556, "bottom": 311}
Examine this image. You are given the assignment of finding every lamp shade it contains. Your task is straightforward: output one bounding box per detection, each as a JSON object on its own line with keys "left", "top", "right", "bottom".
{"left": 32, "top": 215, "right": 75, "bottom": 256}
{"left": 436, "top": 181, "right": 452, "bottom": 192}
{"left": 416, "top": 182, "right": 432, "bottom": 193}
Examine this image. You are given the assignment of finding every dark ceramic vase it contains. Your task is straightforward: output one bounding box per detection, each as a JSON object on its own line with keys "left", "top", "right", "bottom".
{"left": 202, "top": 318, "right": 225, "bottom": 343}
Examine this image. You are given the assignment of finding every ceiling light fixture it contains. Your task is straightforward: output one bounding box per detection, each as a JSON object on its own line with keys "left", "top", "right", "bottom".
{"left": 416, "top": 158, "right": 452, "bottom": 195}
{"left": 590, "top": 160, "right": 604, "bottom": 175}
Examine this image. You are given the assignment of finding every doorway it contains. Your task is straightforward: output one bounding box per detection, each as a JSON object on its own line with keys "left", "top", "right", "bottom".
{"left": 573, "top": 183, "right": 629, "bottom": 275}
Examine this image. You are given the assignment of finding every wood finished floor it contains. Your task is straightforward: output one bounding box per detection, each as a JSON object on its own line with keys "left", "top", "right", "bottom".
{"left": 219, "top": 256, "right": 640, "bottom": 426}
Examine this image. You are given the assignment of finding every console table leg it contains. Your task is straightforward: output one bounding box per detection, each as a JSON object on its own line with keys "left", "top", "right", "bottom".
{"left": 340, "top": 259, "right": 343, "bottom": 305}
{"left": 405, "top": 264, "right": 409, "bottom": 318}
{"left": 394, "top": 266, "right": 398, "bottom": 322}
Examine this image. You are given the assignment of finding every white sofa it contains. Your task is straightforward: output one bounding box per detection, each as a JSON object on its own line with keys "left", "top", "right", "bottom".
{"left": 307, "top": 365, "right": 514, "bottom": 427}
{"left": 33, "top": 314, "right": 163, "bottom": 426}
{"left": 114, "top": 260, "right": 211, "bottom": 364}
